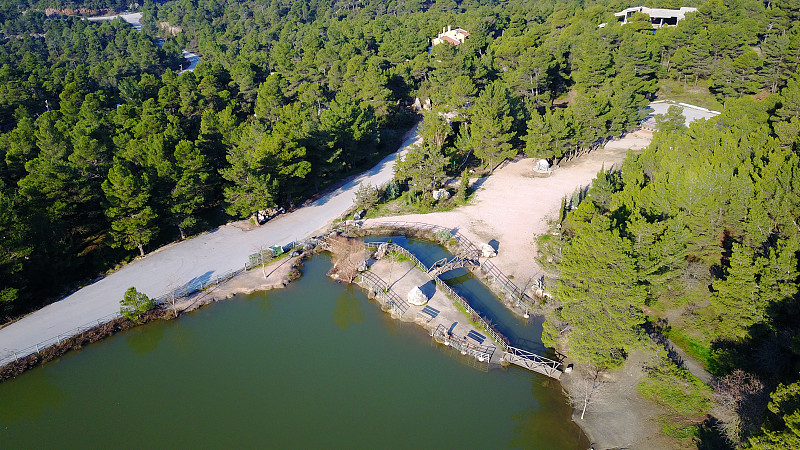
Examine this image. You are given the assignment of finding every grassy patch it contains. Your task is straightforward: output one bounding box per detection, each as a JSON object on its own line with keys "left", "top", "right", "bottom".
{"left": 661, "top": 420, "right": 700, "bottom": 441}
{"left": 639, "top": 359, "right": 713, "bottom": 417}
{"left": 666, "top": 327, "right": 712, "bottom": 369}
{"left": 451, "top": 298, "right": 485, "bottom": 331}
{"left": 367, "top": 191, "right": 459, "bottom": 218}
{"left": 389, "top": 250, "right": 410, "bottom": 264}
{"left": 657, "top": 79, "right": 723, "bottom": 111}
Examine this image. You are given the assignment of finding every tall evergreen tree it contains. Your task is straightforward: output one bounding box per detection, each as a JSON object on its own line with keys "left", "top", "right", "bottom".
{"left": 547, "top": 213, "right": 646, "bottom": 369}
{"left": 102, "top": 160, "right": 157, "bottom": 257}
{"left": 170, "top": 140, "right": 211, "bottom": 239}
{"left": 468, "top": 82, "right": 518, "bottom": 170}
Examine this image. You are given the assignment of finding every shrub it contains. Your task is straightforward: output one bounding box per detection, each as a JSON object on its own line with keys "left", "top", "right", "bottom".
{"left": 384, "top": 181, "right": 401, "bottom": 200}
{"left": 639, "top": 358, "right": 713, "bottom": 416}
{"left": 120, "top": 287, "right": 155, "bottom": 322}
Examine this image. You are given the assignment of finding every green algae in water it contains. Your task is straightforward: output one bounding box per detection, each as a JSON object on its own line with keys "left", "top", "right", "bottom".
{"left": 0, "top": 255, "right": 587, "bottom": 448}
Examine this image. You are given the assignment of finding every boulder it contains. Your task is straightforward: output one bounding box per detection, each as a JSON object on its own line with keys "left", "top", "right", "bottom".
{"left": 534, "top": 159, "right": 550, "bottom": 172}
{"left": 356, "top": 259, "right": 369, "bottom": 272}
{"left": 407, "top": 286, "right": 428, "bottom": 306}
{"left": 432, "top": 189, "right": 451, "bottom": 201}
{"left": 481, "top": 243, "right": 497, "bottom": 258}
{"left": 375, "top": 242, "right": 389, "bottom": 259}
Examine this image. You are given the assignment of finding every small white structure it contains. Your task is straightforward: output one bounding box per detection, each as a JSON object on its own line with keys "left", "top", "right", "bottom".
{"left": 407, "top": 286, "right": 428, "bottom": 306}
{"left": 615, "top": 6, "right": 698, "bottom": 28}
{"left": 534, "top": 159, "right": 551, "bottom": 173}
{"left": 432, "top": 25, "right": 470, "bottom": 46}
{"left": 375, "top": 242, "right": 390, "bottom": 259}
{"left": 481, "top": 243, "right": 497, "bottom": 258}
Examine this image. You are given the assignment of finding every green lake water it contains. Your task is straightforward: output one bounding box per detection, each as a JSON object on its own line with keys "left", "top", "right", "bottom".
{"left": 0, "top": 254, "right": 587, "bottom": 448}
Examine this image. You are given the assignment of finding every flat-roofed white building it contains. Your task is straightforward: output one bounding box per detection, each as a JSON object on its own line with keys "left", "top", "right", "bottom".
{"left": 615, "top": 6, "right": 698, "bottom": 28}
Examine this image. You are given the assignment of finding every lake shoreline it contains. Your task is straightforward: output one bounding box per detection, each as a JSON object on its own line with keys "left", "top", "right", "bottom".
{"left": 0, "top": 254, "right": 304, "bottom": 382}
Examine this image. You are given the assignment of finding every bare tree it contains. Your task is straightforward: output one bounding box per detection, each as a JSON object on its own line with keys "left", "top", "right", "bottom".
{"left": 566, "top": 365, "right": 609, "bottom": 420}
{"left": 327, "top": 236, "right": 368, "bottom": 283}
{"left": 712, "top": 370, "right": 768, "bottom": 445}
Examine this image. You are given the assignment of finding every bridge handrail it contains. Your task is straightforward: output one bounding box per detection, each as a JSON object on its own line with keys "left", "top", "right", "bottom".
{"left": 366, "top": 239, "right": 510, "bottom": 350}
{"left": 432, "top": 277, "right": 510, "bottom": 351}
{"left": 431, "top": 324, "right": 496, "bottom": 362}
{"left": 506, "top": 346, "right": 562, "bottom": 371}
{"left": 365, "top": 241, "right": 427, "bottom": 273}
{"left": 357, "top": 270, "right": 409, "bottom": 316}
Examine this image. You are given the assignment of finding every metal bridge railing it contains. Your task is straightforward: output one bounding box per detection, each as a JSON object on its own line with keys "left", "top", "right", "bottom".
{"left": 431, "top": 324, "right": 495, "bottom": 365}
{"left": 504, "top": 346, "right": 563, "bottom": 378}
{"left": 365, "top": 240, "right": 510, "bottom": 351}
{"left": 363, "top": 221, "right": 534, "bottom": 307}
{"left": 357, "top": 270, "right": 409, "bottom": 316}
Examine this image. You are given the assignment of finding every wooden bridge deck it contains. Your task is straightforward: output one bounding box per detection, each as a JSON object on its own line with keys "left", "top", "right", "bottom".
{"left": 503, "top": 346, "right": 562, "bottom": 379}
{"left": 428, "top": 256, "right": 477, "bottom": 277}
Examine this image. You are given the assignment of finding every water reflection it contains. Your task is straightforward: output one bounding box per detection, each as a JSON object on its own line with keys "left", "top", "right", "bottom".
{"left": 510, "top": 405, "right": 583, "bottom": 449}
{"left": 0, "top": 256, "right": 587, "bottom": 448}
{"left": 332, "top": 287, "right": 364, "bottom": 329}
{"left": 247, "top": 289, "right": 273, "bottom": 315}
{"left": 125, "top": 324, "right": 165, "bottom": 355}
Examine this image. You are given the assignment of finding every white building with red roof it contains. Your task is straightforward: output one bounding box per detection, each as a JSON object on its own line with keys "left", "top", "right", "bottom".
{"left": 432, "top": 25, "right": 470, "bottom": 46}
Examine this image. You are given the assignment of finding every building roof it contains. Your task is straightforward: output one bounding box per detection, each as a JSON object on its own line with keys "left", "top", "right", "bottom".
{"left": 615, "top": 6, "right": 698, "bottom": 19}
{"left": 440, "top": 35, "right": 461, "bottom": 45}
{"left": 432, "top": 26, "right": 470, "bottom": 46}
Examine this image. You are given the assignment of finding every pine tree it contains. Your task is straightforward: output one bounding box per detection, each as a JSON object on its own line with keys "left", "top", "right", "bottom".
{"left": 468, "top": 82, "right": 518, "bottom": 171}
{"left": 120, "top": 286, "right": 154, "bottom": 322}
{"left": 712, "top": 243, "right": 762, "bottom": 339}
{"left": 550, "top": 215, "right": 646, "bottom": 369}
{"left": 393, "top": 143, "right": 448, "bottom": 195}
{"left": 171, "top": 140, "right": 211, "bottom": 239}
{"left": 220, "top": 132, "right": 279, "bottom": 219}
{"left": 102, "top": 160, "right": 158, "bottom": 257}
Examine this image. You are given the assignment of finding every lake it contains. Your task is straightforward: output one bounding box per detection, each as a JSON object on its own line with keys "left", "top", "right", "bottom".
{"left": 0, "top": 253, "right": 587, "bottom": 448}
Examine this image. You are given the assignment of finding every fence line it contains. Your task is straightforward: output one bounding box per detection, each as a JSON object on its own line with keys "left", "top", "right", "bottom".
{"left": 431, "top": 276, "right": 510, "bottom": 350}
{"left": 431, "top": 324, "right": 495, "bottom": 370}
{"left": 364, "top": 241, "right": 427, "bottom": 272}
{"left": 364, "top": 240, "right": 510, "bottom": 351}
{"left": 504, "top": 346, "right": 563, "bottom": 379}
